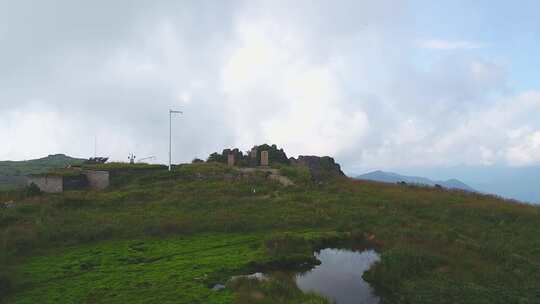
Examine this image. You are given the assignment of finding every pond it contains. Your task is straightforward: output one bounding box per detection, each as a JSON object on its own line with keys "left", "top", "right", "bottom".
{"left": 218, "top": 248, "right": 381, "bottom": 303}
{"left": 295, "top": 248, "right": 381, "bottom": 304}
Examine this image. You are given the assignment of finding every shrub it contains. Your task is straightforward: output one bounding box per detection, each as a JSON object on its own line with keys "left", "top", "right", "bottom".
{"left": 24, "top": 183, "right": 42, "bottom": 197}
{"left": 364, "top": 247, "right": 446, "bottom": 299}
{"left": 207, "top": 152, "right": 226, "bottom": 163}
{"left": 0, "top": 273, "right": 11, "bottom": 299}
{"left": 206, "top": 144, "right": 290, "bottom": 166}
{"left": 279, "top": 166, "right": 311, "bottom": 184}
{"left": 255, "top": 144, "right": 290, "bottom": 165}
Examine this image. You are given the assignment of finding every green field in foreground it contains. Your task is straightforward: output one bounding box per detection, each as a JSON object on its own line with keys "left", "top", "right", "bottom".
{"left": 1, "top": 162, "right": 540, "bottom": 303}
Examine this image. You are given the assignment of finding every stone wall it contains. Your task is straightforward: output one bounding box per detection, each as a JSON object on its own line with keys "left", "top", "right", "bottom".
{"left": 83, "top": 170, "right": 110, "bottom": 191}
{"left": 63, "top": 175, "right": 88, "bottom": 191}
{"left": 26, "top": 176, "right": 63, "bottom": 193}
{"left": 227, "top": 154, "right": 235, "bottom": 166}
{"left": 260, "top": 151, "right": 269, "bottom": 166}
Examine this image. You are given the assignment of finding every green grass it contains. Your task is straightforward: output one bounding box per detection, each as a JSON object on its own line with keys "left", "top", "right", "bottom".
{"left": 81, "top": 162, "right": 167, "bottom": 171}
{"left": 30, "top": 168, "right": 83, "bottom": 177}
{"left": 229, "top": 273, "right": 329, "bottom": 304}
{"left": 1, "top": 163, "right": 540, "bottom": 303}
{"left": 5, "top": 232, "right": 341, "bottom": 304}
{"left": 7, "top": 234, "right": 260, "bottom": 303}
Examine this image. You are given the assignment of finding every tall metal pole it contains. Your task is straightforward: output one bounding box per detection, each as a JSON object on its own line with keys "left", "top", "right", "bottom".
{"left": 169, "top": 111, "right": 172, "bottom": 171}
{"left": 168, "top": 109, "right": 182, "bottom": 171}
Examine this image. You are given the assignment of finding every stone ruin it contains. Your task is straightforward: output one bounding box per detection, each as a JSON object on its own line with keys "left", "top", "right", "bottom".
{"left": 209, "top": 144, "right": 289, "bottom": 167}
{"left": 227, "top": 149, "right": 269, "bottom": 167}
{"left": 209, "top": 144, "right": 346, "bottom": 181}
{"left": 227, "top": 153, "right": 235, "bottom": 166}
{"left": 249, "top": 146, "right": 258, "bottom": 166}
{"left": 260, "top": 151, "right": 269, "bottom": 167}
{"left": 26, "top": 170, "right": 110, "bottom": 193}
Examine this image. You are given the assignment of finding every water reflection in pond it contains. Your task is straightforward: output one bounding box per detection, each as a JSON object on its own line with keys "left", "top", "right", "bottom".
{"left": 295, "top": 248, "right": 381, "bottom": 304}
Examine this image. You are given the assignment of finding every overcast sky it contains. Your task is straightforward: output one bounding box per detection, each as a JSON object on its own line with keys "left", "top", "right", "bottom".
{"left": 1, "top": 0, "right": 540, "bottom": 174}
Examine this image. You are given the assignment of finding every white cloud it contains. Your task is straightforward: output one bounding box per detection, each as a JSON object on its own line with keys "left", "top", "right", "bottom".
{"left": 1, "top": 0, "right": 539, "bottom": 172}
{"left": 0, "top": 102, "right": 86, "bottom": 160}
{"left": 220, "top": 16, "right": 369, "bottom": 156}
{"left": 506, "top": 131, "right": 540, "bottom": 166}
{"left": 177, "top": 92, "right": 192, "bottom": 104}
{"left": 420, "top": 39, "right": 485, "bottom": 50}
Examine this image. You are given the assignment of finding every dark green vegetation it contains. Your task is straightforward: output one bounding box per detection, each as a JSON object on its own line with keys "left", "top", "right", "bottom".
{"left": 1, "top": 162, "right": 540, "bottom": 303}
{"left": 208, "top": 144, "right": 290, "bottom": 167}
{"left": 0, "top": 154, "right": 85, "bottom": 191}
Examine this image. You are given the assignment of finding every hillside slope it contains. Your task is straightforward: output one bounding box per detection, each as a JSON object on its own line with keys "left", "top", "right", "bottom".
{"left": 1, "top": 163, "right": 539, "bottom": 303}
{"left": 0, "top": 154, "right": 86, "bottom": 190}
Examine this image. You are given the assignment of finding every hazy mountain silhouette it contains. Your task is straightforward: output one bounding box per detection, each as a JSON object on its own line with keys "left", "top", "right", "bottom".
{"left": 356, "top": 170, "right": 476, "bottom": 192}
{"left": 404, "top": 166, "right": 540, "bottom": 204}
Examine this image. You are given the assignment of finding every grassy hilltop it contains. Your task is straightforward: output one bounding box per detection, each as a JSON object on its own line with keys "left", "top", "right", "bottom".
{"left": 1, "top": 160, "right": 540, "bottom": 303}
{"left": 0, "top": 154, "right": 86, "bottom": 191}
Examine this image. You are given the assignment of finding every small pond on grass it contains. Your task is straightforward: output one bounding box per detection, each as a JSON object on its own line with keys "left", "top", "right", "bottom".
{"left": 295, "top": 248, "right": 381, "bottom": 304}
{"left": 220, "top": 248, "right": 381, "bottom": 303}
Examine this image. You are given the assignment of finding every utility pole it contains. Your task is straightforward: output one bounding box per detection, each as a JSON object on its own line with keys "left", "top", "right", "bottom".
{"left": 169, "top": 109, "right": 182, "bottom": 171}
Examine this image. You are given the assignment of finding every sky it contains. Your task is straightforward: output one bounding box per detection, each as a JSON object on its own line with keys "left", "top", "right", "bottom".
{"left": 1, "top": 0, "right": 540, "bottom": 179}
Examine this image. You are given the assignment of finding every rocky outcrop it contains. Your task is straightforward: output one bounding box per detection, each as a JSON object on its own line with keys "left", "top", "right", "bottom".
{"left": 291, "top": 156, "right": 345, "bottom": 181}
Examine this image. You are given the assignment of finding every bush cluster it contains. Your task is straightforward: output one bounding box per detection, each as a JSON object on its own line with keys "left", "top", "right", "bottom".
{"left": 0, "top": 273, "right": 11, "bottom": 299}
{"left": 207, "top": 144, "right": 290, "bottom": 167}
{"left": 23, "top": 182, "right": 42, "bottom": 197}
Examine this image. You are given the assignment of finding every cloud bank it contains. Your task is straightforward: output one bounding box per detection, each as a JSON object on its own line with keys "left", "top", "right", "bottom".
{"left": 1, "top": 0, "right": 539, "bottom": 172}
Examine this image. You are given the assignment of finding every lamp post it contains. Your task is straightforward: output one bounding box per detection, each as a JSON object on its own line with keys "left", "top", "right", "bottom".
{"left": 169, "top": 109, "right": 182, "bottom": 171}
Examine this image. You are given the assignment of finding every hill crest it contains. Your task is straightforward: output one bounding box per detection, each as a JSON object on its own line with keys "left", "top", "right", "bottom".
{"left": 356, "top": 170, "right": 475, "bottom": 192}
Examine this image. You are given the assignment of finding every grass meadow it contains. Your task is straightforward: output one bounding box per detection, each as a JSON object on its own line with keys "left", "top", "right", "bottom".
{"left": 1, "top": 162, "right": 539, "bottom": 303}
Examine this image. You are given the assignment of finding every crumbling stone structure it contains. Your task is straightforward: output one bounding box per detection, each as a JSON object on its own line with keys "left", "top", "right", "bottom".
{"left": 227, "top": 154, "right": 235, "bottom": 166}
{"left": 26, "top": 175, "right": 63, "bottom": 193}
{"left": 260, "top": 151, "right": 269, "bottom": 167}
{"left": 207, "top": 144, "right": 289, "bottom": 167}
{"left": 206, "top": 144, "right": 346, "bottom": 181}
{"left": 26, "top": 170, "right": 110, "bottom": 193}
{"left": 83, "top": 170, "right": 110, "bottom": 191}
{"left": 249, "top": 146, "right": 258, "bottom": 167}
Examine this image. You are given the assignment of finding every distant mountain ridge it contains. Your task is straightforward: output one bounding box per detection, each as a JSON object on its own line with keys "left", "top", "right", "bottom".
{"left": 0, "top": 154, "right": 86, "bottom": 190}
{"left": 356, "top": 170, "right": 476, "bottom": 192}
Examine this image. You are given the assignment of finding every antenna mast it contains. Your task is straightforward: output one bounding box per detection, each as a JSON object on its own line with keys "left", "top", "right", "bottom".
{"left": 169, "top": 109, "right": 183, "bottom": 171}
